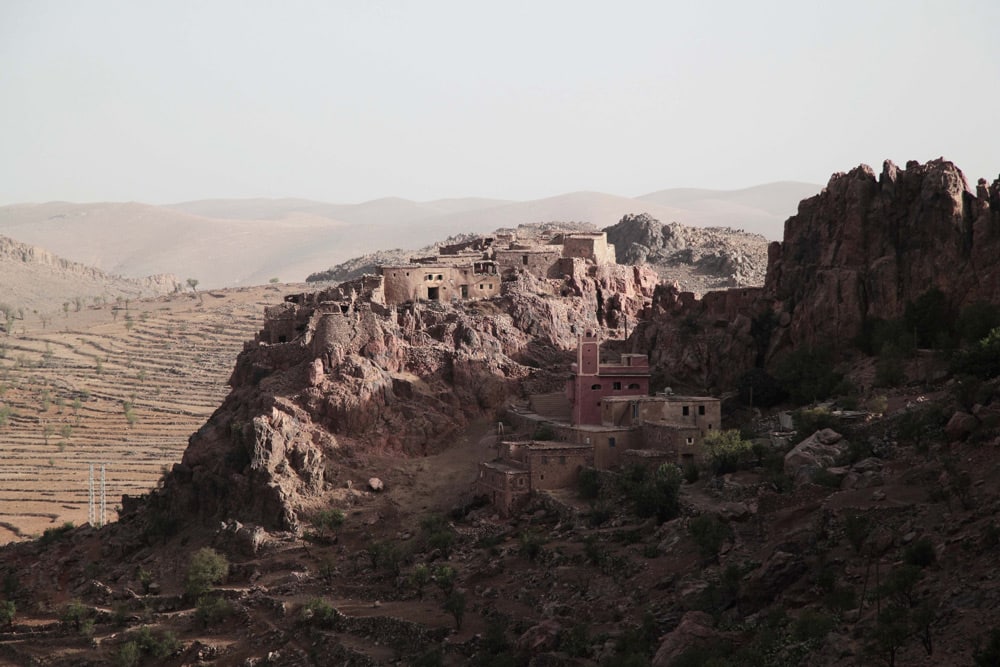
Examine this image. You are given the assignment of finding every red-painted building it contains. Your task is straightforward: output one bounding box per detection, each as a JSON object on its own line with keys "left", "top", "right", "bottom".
{"left": 566, "top": 332, "right": 650, "bottom": 425}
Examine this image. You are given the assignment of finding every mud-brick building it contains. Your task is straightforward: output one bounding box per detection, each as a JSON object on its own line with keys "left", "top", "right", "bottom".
{"left": 479, "top": 334, "right": 722, "bottom": 514}
{"left": 566, "top": 331, "right": 650, "bottom": 426}
{"left": 477, "top": 440, "right": 593, "bottom": 515}
{"left": 380, "top": 262, "right": 500, "bottom": 304}
{"left": 379, "top": 230, "right": 619, "bottom": 306}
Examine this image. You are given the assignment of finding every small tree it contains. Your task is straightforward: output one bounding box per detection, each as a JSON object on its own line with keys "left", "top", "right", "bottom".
{"left": 0, "top": 600, "right": 14, "bottom": 630}
{"left": 443, "top": 590, "right": 466, "bottom": 630}
{"left": 185, "top": 548, "right": 229, "bottom": 598}
{"left": 409, "top": 564, "right": 431, "bottom": 600}
{"left": 703, "top": 430, "right": 754, "bottom": 475}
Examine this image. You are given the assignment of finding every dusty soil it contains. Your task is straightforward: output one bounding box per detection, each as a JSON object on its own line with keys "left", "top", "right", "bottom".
{"left": 0, "top": 285, "right": 293, "bottom": 543}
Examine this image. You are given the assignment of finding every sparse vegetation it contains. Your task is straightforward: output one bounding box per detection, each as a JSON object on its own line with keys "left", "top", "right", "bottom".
{"left": 185, "top": 547, "right": 229, "bottom": 598}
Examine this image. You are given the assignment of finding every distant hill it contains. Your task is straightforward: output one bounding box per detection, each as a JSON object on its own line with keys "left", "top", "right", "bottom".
{"left": 0, "top": 234, "right": 179, "bottom": 314}
{"left": 0, "top": 182, "right": 819, "bottom": 288}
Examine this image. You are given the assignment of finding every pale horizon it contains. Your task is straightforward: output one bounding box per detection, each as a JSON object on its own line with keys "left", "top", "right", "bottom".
{"left": 2, "top": 1, "right": 998, "bottom": 206}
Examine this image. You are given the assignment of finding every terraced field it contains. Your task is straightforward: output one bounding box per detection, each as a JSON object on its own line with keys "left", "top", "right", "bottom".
{"left": 0, "top": 285, "right": 289, "bottom": 543}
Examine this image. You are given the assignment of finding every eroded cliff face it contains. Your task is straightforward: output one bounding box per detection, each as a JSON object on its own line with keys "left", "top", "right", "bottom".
{"left": 633, "top": 159, "right": 1000, "bottom": 390}
{"left": 151, "top": 262, "right": 658, "bottom": 531}
{"left": 767, "top": 159, "right": 1000, "bottom": 352}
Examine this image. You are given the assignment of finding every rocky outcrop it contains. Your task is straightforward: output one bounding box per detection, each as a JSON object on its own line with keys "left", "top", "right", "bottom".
{"left": 0, "top": 234, "right": 181, "bottom": 312}
{"left": 604, "top": 213, "right": 769, "bottom": 291}
{"left": 765, "top": 159, "right": 1000, "bottom": 353}
{"left": 631, "top": 159, "right": 1000, "bottom": 389}
{"left": 784, "top": 429, "right": 849, "bottom": 486}
{"left": 152, "top": 260, "right": 655, "bottom": 531}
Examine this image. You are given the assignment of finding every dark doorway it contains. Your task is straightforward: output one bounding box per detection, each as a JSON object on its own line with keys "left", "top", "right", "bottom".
{"left": 427, "top": 287, "right": 440, "bottom": 301}
{"left": 460, "top": 285, "right": 469, "bottom": 298}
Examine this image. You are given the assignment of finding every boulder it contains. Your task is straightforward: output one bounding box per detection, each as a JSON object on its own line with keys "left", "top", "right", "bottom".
{"left": 368, "top": 477, "right": 384, "bottom": 492}
{"left": 515, "top": 619, "right": 561, "bottom": 653}
{"left": 945, "top": 411, "right": 979, "bottom": 441}
{"left": 784, "top": 429, "right": 849, "bottom": 486}
{"left": 651, "top": 611, "right": 727, "bottom": 667}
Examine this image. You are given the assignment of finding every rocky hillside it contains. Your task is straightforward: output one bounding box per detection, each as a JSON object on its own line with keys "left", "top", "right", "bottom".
{"left": 2, "top": 161, "right": 1000, "bottom": 667}
{"left": 635, "top": 159, "right": 1000, "bottom": 390}
{"left": 603, "top": 213, "right": 768, "bottom": 293}
{"left": 157, "top": 258, "right": 657, "bottom": 532}
{"left": 308, "top": 218, "right": 770, "bottom": 296}
{"left": 0, "top": 235, "right": 179, "bottom": 314}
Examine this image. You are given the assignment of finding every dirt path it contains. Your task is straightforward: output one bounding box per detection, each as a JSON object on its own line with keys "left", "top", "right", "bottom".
{"left": 378, "top": 418, "right": 499, "bottom": 521}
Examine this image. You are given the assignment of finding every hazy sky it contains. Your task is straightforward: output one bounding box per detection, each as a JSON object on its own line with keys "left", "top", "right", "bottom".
{"left": 2, "top": 1, "right": 998, "bottom": 205}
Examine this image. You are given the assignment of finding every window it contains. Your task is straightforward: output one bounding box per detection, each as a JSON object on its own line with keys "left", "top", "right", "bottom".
{"left": 708, "top": 424, "right": 713, "bottom": 430}
{"left": 628, "top": 383, "right": 640, "bottom": 389}
{"left": 436, "top": 274, "right": 443, "bottom": 280}
{"left": 682, "top": 406, "right": 690, "bottom": 416}
{"left": 686, "top": 437, "right": 694, "bottom": 445}
{"left": 559, "top": 456, "right": 566, "bottom": 464}
{"left": 523, "top": 254, "right": 529, "bottom": 265}
{"left": 613, "top": 382, "right": 622, "bottom": 390}
{"left": 609, "top": 437, "right": 616, "bottom": 448}
{"left": 480, "top": 284, "right": 484, "bottom": 289}
{"left": 518, "top": 477, "right": 525, "bottom": 487}
{"left": 591, "top": 384, "right": 602, "bottom": 390}
{"left": 632, "top": 403, "right": 639, "bottom": 419}
{"left": 698, "top": 405, "right": 705, "bottom": 415}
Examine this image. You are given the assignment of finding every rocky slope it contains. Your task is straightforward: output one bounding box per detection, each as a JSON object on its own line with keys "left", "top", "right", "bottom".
{"left": 604, "top": 213, "right": 768, "bottom": 292}
{"left": 153, "top": 258, "right": 657, "bottom": 533}
{"left": 309, "top": 218, "right": 770, "bottom": 297}
{"left": 635, "top": 159, "right": 1000, "bottom": 390}
{"left": 0, "top": 234, "right": 179, "bottom": 314}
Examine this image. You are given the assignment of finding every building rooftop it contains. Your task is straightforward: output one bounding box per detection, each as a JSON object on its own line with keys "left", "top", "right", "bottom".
{"left": 481, "top": 460, "right": 528, "bottom": 474}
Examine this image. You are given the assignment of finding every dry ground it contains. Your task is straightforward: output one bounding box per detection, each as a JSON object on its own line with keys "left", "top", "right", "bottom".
{"left": 0, "top": 285, "right": 292, "bottom": 544}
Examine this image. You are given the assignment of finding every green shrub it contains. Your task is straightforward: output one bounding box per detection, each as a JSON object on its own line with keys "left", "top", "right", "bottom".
{"left": 905, "top": 288, "right": 954, "bottom": 349}
{"left": 792, "top": 408, "right": 839, "bottom": 442}
{"left": 443, "top": 590, "right": 466, "bottom": 630}
{"left": 133, "top": 626, "right": 180, "bottom": 658}
{"left": 773, "top": 346, "right": 842, "bottom": 405}
{"left": 577, "top": 467, "right": 601, "bottom": 500}
{"left": 703, "top": 430, "right": 754, "bottom": 475}
{"left": 683, "top": 462, "right": 700, "bottom": 483}
{"left": 736, "top": 367, "right": 786, "bottom": 408}
{"left": 185, "top": 548, "right": 229, "bottom": 598}
{"left": 61, "top": 599, "right": 90, "bottom": 632}
{"left": 40, "top": 521, "right": 74, "bottom": 546}
{"left": 875, "top": 343, "right": 907, "bottom": 387}
{"left": 532, "top": 424, "right": 555, "bottom": 441}
{"left": 302, "top": 598, "right": 340, "bottom": 628}
{"left": 421, "top": 514, "right": 456, "bottom": 556}
{"left": 793, "top": 610, "right": 835, "bottom": 642}
{"left": 903, "top": 538, "right": 937, "bottom": 568}
{"left": 520, "top": 530, "right": 544, "bottom": 562}
{"left": 952, "top": 327, "right": 1000, "bottom": 380}
{"left": 844, "top": 513, "right": 871, "bottom": 553}
{"left": 115, "top": 641, "right": 141, "bottom": 667}
{"left": 433, "top": 565, "right": 456, "bottom": 594}
{"left": 0, "top": 600, "right": 14, "bottom": 629}
{"left": 408, "top": 564, "right": 431, "bottom": 599}
{"left": 627, "top": 464, "right": 683, "bottom": 523}
{"left": 194, "top": 595, "right": 234, "bottom": 628}
{"left": 974, "top": 627, "right": 1000, "bottom": 666}
{"left": 689, "top": 515, "right": 732, "bottom": 563}
{"left": 959, "top": 302, "right": 1000, "bottom": 344}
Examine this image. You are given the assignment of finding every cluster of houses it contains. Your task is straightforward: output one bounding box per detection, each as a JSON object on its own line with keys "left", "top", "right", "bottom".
{"left": 380, "top": 230, "right": 616, "bottom": 305}
{"left": 477, "top": 332, "right": 720, "bottom": 514}
{"left": 257, "top": 228, "right": 721, "bottom": 515}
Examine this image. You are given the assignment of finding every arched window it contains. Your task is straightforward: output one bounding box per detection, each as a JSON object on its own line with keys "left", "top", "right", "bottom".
{"left": 591, "top": 384, "right": 602, "bottom": 390}
{"left": 628, "top": 383, "right": 640, "bottom": 390}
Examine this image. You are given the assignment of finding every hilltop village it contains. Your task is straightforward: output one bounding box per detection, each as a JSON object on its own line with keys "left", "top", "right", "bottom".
{"left": 256, "top": 228, "right": 717, "bottom": 514}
